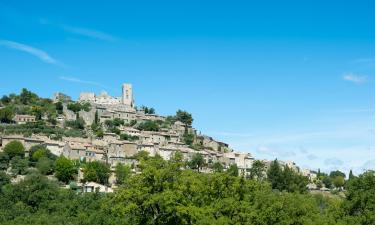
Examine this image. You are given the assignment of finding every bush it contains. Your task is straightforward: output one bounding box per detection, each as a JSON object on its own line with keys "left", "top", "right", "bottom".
{"left": 137, "top": 120, "right": 159, "bottom": 131}
{"left": 3, "top": 141, "right": 25, "bottom": 159}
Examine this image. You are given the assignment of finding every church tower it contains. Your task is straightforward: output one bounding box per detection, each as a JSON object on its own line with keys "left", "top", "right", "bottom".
{"left": 122, "top": 83, "right": 134, "bottom": 107}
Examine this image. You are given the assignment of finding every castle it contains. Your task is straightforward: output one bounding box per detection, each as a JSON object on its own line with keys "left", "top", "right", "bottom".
{"left": 78, "top": 83, "right": 134, "bottom": 107}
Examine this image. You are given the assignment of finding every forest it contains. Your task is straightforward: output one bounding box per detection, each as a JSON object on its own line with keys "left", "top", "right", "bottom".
{"left": 0, "top": 149, "right": 374, "bottom": 225}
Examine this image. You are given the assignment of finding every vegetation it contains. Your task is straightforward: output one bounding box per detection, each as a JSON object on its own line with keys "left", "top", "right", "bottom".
{"left": 0, "top": 150, "right": 374, "bottom": 224}
{"left": 54, "top": 156, "right": 77, "bottom": 183}
{"left": 176, "top": 109, "right": 193, "bottom": 126}
{"left": 0, "top": 121, "right": 87, "bottom": 139}
{"left": 0, "top": 107, "right": 14, "bottom": 123}
{"left": 0, "top": 88, "right": 61, "bottom": 124}
{"left": 83, "top": 161, "right": 111, "bottom": 185}
{"left": 115, "top": 163, "right": 131, "bottom": 185}
{"left": 3, "top": 140, "right": 25, "bottom": 159}
{"left": 119, "top": 133, "right": 139, "bottom": 141}
{"left": 140, "top": 106, "right": 156, "bottom": 114}
{"left": 67, "top": 102, "right": 91, "bottom": 113}
{"left": 137, "top": 120, "right": 160, "bottom": 131}
{"left": 267, "top": 159, "right": 308, "bottom": 193}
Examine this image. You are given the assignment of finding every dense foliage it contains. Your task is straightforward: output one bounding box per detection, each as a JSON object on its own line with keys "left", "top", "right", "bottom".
{"left": 0, "top": 153, "right": 374, "bottom": 224}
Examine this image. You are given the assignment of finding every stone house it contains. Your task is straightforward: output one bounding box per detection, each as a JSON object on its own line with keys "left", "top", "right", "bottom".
{"left": 13, "top": 115, "right": 36, "bottom": 124}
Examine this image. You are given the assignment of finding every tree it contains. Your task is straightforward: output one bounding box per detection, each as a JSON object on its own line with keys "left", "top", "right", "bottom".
{"left": 175, "top": 110, "right": 193, "bottom": 126}
{"left": 3, "top": 140, "right": 25, "bottom": 159}
{"left": 10, "top": 156, "right": 28, "bottom": 175}
{"left": 227, "top": 164, "right": 239, "bottom": 177}
{"left": 54, "top": 156, "right": 76, "bottom": 183}
{"left": 345, "top": 171, "right": 375, "bottom": 224}
{"left": 83, "top": 161, "right": 110, "bottom": 185}
{"left": 349, "top": 169, "right": 355, "bottom": 181}
{"left": 148, "top": 108, "right": 155, "bottom": 114}
{"left": 55, "top": 101, "right": 63, "bottom": 114}
{"left": 137, "top": 120, "right": 159, "bottom": 131}
{"left": 187, "top": 153, "right": 205, "bottom": 172}
{"left": 0, "top": 152, "right": 10, "bottom": 170}
{"left": 0, "top": 171, "right": 10, "bottom": 189}
{"left": 19, "top": 88, "right": 38, "bottom": 105}
{"left": 330, "top": 170, "right": 346, "bottom": 179}
{"left": 212, "top": 162, "right": 224, "bottom": 173}
{"left": 249, "top": 160, "right": 266, "bottom": 181}
{"left": 31, "top": 105, "right": 43, "bottom": 120}
{"left": 1, "top": 95, "right": 10, "bottom": 104}
{"left": 333, "top": 176, "right": 345, "bottom": 189}
{"left": 323, "top": 176, "right": 332, "bottom": 189}
{"left": 36, "top": 157, "right": 54, "bottom": 175}
{"left": 0, "top": 107, "right": 14, "bottom": 123}
{"left": 267, "top": 159, "right": 283, "bottom": 190}
{"left": 94, "top": 110, "right": 99, "bottom": 124}
{"left": 115, "top": 163, "right": 131, "bottom": 185}
{"left": 183, "top": 130, "right": 194, "bottom": 146}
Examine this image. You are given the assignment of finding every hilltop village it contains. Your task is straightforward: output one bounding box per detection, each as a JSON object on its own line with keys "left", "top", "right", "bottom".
{"left": 0, "top": 84, "right": 317, "bottom": 191}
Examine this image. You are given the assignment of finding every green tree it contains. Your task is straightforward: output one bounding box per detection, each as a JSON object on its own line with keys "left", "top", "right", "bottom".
{"left": 212, "top": 161, "right": 224, "bottom": 173}
{"left": 175, "top": 110, "right": 193, "bottom": 126}
{"left": 183, "top": 130, "right": 195, "bottom": 146}
{"left": 3, "top": 140, "right": 25, "bottom": 159}
{"left": 349, "top": 169, "right": 355, "bottom": 180}
{"left": 0, "top": 107, "right": 14, "bottom": 123}
{"left": 187, "top": 153, "right": 205, "bottom": 172}
{"left": 249, "top": 160, "right": 266, "bottom": 181}
{"left": 83, "top": 161, "right": 110, "bottom": 185}
{"left": 94, "top": 110, "right": 99, "bottom": 124}
{"left": 54, "top": 156, "right": 76, "bottom": 183}
{"left": 30, "top": 105, "right": 43, "bottom": 120}
{"left": 267, "top": 159, "right": 283, "bottom": 190}
{"left": 330, "top": 170, "right": 346, "bottom": 179}
{"left": 0, "top": 171, "right": 10, "bottom": 189}
{"left": 36, "top": 157, "right": 54, "bottom": 175}
{"left": 137, "top": 120, "right": 160, "bottom": 131}
{"left": 227, "top": 164, "right": 239, "bottom": 177}
{"left": 345, "top": 171, "right": 375, "bottom": 224}
{"left": 333, "top": 176, "right": 345, "bottom": 189}
{"left": 55, "top": 101, "right": 64, "bottom": 114}
{"left": 115, "top": 163, "right": 131, "bottom": 185}
{"left": 0, "top": 152, "right": 10, "bottom": 170}
{"left": 323, "top": 176, "right": 333, "bottom": 189}
{"left": 10, "top": 156, "right": 28, "bottom": 175}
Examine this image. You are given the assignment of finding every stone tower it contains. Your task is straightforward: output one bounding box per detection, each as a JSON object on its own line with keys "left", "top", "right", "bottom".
{"left": 122, "top": 83, "right": 134, "bottom": 107}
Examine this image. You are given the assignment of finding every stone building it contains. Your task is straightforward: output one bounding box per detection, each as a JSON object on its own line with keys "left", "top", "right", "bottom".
{"left": 78, "top": 83, "right": 134, "bottom": 108}
{"left": 13, "top": 115, "right": 36, "bottom": 124}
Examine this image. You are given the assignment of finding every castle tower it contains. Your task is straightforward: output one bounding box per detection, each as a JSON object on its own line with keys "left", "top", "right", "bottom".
{"left": 122, "top": 83, "right": 134, "bottom": 107}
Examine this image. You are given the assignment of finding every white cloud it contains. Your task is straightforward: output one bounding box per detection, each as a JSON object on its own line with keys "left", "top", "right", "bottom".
{"left": 307, "top": 154, "right": 318, "bottom": 160}
{"left": 0, "top": 40, "right": 59, "bottom": 65}
{"left": 324, "top": 158, "right": 344, "bottom": 166}
{"left": 62, "top": 25, "right": 117, "bottom": 42}
{"left": 39, "top": 19, "right": 117, "bottom": 42}
{"left": 256, "top": 146, "right": 295, "bottom": 158}
{"left": 362, "top": 159, "right": 375, "bottom": 171}
{"left": 343, "top": 73, "right": 367, "bottom": 84}
{"left": 59, "top": 76, "right": 106, "bottom": 88}
{"left": 211, "top": 131, "right": 254, "bottom": 138}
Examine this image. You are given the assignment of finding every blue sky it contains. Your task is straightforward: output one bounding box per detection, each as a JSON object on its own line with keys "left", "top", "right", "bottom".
{"left": 1, "top": 0, "right": 375, "bottom": 174}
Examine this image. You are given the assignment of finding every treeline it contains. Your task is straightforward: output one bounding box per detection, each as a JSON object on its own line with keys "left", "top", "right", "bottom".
{"left": 1, "top": 148, "right": 374, "bottom": 224}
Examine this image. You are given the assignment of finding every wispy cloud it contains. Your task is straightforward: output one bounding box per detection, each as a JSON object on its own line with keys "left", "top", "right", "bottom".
{"left": 0, "top": 40, "right": 60, "bottom": 65}
{"left": 324, "top": 157, "right": 344, "bottom": 166}
{"left": 210, "top": 131, "right": 254, "bottom": 138}
{"left": 343, "top": 73, "right": 367, "bottom": 84}
{"left": 256, "top": 146, "right": 296, "bottom": 158}
{"left": 61, "top": 25, "right": 117, "bottom": 42}
{"left": 39, "top": 18, "right": 117, "bottom": 42}
{"left": 59, "top": 76, "right": 107, "bottom": 88}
